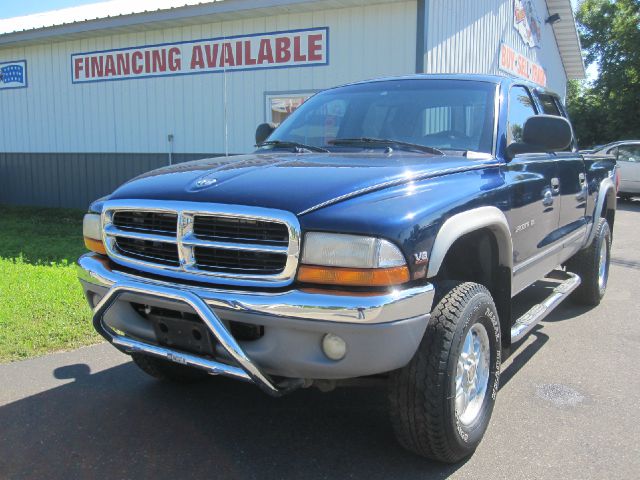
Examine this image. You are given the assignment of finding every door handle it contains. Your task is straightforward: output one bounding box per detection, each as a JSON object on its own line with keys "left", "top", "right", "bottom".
{"left": 543, "top": 189, "right": 554, "bottom": 206}
{"left": 551, "top": 177, "right": 560, "bottom": 193}
{"left": 578, "top": 173, "right": 586, "bottom": 186}
{"left": 576, "top": 172, "right": 588, "bottom": 202}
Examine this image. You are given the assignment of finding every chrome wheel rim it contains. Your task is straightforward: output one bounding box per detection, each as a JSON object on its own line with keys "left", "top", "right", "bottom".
{"left": 455, "top": 323, "right": 491, "bottom": 426}
{"left": 598, "top": 238, "right": 609, "bottom": 293}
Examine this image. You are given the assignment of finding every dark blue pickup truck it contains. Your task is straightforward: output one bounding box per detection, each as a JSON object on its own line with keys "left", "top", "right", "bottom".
{"left": 78, "top": 74, "right": 617, "bottom": 462}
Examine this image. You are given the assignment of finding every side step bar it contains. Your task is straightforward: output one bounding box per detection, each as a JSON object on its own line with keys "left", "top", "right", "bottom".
{"left": 511, "top": 272, "right": 581, "bottom": 343}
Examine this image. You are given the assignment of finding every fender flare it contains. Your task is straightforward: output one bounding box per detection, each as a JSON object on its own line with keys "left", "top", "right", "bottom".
{"left": 427, "top": 206, "right": 513, "bottom": 278}
{"left": 585, "top": 177, "right": 616, "bottom": 247}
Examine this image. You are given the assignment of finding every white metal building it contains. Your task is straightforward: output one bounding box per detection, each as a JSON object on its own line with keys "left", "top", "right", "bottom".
{"left": 0, "top": 0, "right": 584, "bottom": 208}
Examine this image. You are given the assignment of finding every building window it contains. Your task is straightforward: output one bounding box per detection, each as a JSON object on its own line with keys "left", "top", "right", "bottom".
{"left": 266, "top": 92, "right": 314, "bottom": 124}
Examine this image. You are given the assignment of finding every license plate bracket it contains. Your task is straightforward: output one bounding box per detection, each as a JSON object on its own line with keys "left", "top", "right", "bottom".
{"left": 149, "top": 313, "right": 215, "bottom": 356}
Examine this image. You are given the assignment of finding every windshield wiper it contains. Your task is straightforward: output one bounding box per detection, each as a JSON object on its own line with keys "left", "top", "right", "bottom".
{"left": 256, "top": 140, "right": 329, "bottom": 153}
{"left": 328, "top": 137, "right": 444, "bottom": 155}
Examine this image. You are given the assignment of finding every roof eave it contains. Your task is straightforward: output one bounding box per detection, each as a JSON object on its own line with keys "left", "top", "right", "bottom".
{"left": 0, "top": 0, "right": 380, "bottom": 48}
{"left": 546, "top": 0, "right": 586, "bottom": 79}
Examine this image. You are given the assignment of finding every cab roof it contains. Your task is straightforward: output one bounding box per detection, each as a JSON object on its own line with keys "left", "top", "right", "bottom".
{"left": 332, "top": 74, "right": 561, "bottom": 98}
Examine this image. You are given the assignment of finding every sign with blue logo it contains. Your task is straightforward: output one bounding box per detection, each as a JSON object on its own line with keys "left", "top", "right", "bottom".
{"left": 0, "top": 60, "right": 28, "bottom": 90}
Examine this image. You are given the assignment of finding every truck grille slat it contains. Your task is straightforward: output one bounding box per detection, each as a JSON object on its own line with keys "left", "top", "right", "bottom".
{"left": 193, "top": 216, "right": 289, "bottom": 245}
{"left": 113, "top": 211, "right": 178, "bottom": 236}
{"left": 102, "top": 202, "right": 299, "bottom": 286}
{"left": 115, "top": 237, "right": 180, "bottom": 266}
{"left": 194, "top": 246, "right": 286, "bottom": 274}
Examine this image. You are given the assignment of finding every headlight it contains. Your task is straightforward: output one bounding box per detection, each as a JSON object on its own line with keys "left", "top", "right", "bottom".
{"left": 83, "top": 213, "right": 106, "bottom": 255}
{"left": 297, "top": 233, "right": 409, "bottom": 287}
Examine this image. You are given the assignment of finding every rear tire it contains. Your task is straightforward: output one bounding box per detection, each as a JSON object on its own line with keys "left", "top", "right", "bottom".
{"left": 388, "top": 282, "right": 501, "bottom": 463}
{"left": 132, "top": 353, "right": 210, "bottom": 383}
{"left": 566, "top": 218, "right": 611, "bottom": 306}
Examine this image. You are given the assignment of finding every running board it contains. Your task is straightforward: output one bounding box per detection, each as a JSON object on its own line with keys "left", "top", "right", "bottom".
{"left": 511, "top": 272, "right": 581, "bottom": 343}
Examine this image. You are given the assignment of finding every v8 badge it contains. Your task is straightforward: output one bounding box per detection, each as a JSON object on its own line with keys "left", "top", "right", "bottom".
{"left": 413, "top": 251, "right": 429, "bottom": 265}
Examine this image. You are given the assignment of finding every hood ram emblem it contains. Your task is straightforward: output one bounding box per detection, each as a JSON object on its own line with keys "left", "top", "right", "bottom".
{"left": 193, "top": 173, "right": 218, "bottom": 189}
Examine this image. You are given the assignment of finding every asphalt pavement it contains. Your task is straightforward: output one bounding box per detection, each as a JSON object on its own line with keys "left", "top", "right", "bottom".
{"left": 1, "top": 201, "right": 639, "bottom": 479}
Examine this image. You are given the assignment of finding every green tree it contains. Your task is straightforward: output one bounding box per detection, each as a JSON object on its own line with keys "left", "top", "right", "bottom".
{"left": 566, "top": 0, "right": 640, "bottom": 147}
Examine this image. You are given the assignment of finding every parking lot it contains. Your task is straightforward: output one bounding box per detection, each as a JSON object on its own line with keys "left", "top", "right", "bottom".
{"left": 1, "top": 200, "right": 639, "bottom": 479}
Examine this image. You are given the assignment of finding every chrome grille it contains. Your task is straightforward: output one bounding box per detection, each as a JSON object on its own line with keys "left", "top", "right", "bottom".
{"left": 102, "top": 200, "right": 300, "bottom": 287}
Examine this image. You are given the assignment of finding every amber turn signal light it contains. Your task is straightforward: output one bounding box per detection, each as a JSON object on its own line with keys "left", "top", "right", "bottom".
{"left": 84, "top": 236, "right": 107, "bottom": 255}
{"left": 297, "top": 265, "right": 410, "bottom": 287}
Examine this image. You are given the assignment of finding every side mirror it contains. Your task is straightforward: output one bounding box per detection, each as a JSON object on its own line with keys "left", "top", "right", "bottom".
{"left": 506, "top": 115, "right": 573, "bottom": 160}
{"left": 255, "top": 123, "right": 276, "bottom": 145}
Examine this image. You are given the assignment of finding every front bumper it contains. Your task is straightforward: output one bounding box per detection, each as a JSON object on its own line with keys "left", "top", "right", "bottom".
{"left": 78, "top": 253, "right": 434, "bottom": 395}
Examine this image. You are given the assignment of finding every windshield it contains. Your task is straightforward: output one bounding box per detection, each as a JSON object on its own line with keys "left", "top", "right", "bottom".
{"left": 262, "top": 79, "right": 496, "bottom": 154}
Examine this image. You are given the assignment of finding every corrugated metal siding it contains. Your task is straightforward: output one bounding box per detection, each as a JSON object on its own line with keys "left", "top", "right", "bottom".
{"left": 0, "top": 1, "right": 417, "bottom": 155}
{"left": 424, "top": 0, "right": 568, "bottom": 97}
{"left": 0, "top": 152, "right": 216, "bottom": 208}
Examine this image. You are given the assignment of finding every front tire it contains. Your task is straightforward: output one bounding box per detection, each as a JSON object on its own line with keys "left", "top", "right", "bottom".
{"left": 566, "top": 218, "right": 611, "bottom": 306}
{"left": 388, "top": 282, "right": 501, "bottom": 463}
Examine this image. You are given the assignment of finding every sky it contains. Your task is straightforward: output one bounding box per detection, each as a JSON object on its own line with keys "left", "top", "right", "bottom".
{"left": 0, "top": 0, "right": 102, "bottom": 19}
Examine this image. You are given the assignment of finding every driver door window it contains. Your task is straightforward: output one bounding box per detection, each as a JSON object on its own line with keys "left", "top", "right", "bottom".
{"left": 507, "top": 86, "right": 536, "bottom": 144}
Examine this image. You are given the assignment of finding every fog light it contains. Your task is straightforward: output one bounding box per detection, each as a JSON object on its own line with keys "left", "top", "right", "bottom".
{"left": 322, "top": 333, "right": 347, "bottom": 361}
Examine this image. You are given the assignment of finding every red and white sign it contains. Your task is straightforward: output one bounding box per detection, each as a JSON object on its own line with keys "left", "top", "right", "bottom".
{"left": 499, "top": 43, "right": 546, "bottom": 87}
{"left": 513, "top": 0, "right": 542, "bottom": 48}
{"left": 71, "top": 27, "right": 328, "bottom": 83}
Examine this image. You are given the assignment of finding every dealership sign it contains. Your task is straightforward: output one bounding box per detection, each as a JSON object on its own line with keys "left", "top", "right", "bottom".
{"left": 71, "top": 27, "right": 328, "bottom": 84}
{"left": 499, "top": 43, "right": 546, "bottom": 87}
{"left": 0, "top": 60, "right": 27, "bottom": 90}
{"left": 514, "top": 0, "right": 543, "bottom": 48}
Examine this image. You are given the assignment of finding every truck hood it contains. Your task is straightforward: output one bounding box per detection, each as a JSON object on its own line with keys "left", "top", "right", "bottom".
{"left": 109, "top": 152, "right": 497, "bottom": 215}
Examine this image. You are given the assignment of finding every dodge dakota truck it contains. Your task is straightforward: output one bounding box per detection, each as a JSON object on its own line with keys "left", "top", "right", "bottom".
{"left": 78, "top": 74, "right": 617, "bottom": 463}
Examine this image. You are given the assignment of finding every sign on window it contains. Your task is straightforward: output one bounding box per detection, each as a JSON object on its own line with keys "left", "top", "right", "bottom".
{"left": 266, "top": 93, "right": 314, "bottom": 124}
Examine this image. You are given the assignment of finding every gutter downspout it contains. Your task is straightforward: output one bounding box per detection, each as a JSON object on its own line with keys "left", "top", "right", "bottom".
{"left": 415, "top": 0, "right": 429, "bottom": 73}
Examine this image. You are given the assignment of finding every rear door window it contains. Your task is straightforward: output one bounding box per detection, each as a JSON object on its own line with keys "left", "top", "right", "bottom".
{"left": 535, "top": 92, "right": 574, "bottom": 151}
{"left": 536, "top": 93, "right": 562, "bottom": 116}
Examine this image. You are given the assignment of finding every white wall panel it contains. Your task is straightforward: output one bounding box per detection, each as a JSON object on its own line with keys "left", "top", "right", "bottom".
{"left": 425, "top": 0, "right": 567, "bottom": 96}
{"left": 0, "top": 1, "right": 416, "bottom": 155}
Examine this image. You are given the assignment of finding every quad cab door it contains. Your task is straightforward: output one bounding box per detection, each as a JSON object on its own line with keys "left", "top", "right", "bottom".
{"left": 534, "top": 91, "right": 588, "bottom": 263}
{"left": 504, "top": 85, "right": 561, "bottom": 295}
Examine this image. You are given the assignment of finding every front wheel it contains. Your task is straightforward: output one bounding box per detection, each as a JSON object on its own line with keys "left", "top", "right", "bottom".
{"left": 388, "top": 282, "right": 501, "bottom": 463}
